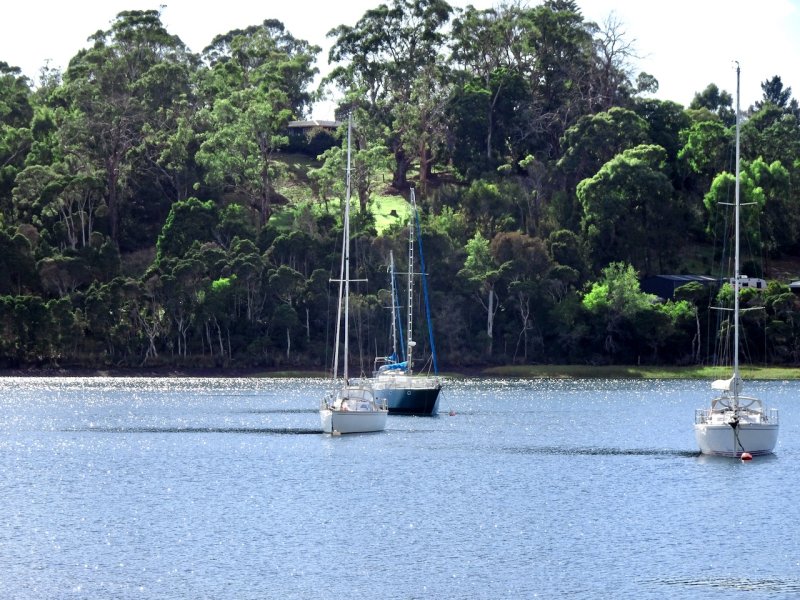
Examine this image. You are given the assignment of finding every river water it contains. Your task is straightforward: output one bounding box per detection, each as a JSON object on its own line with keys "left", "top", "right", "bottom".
{"left": 0, "top": 376, "right": 798, "bottom": 599}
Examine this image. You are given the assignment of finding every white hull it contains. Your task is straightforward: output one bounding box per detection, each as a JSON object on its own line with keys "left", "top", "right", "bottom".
{"left": 320, "top": 383, "right": 388, "bottom": 434}
{"left": 320, "top": 408, "right": 388, "bottom": 434}
{"left": 694, "top": 403, "right": 778, "bottom": 457}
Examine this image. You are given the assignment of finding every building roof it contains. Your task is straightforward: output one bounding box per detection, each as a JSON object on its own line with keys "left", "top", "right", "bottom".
{"left": 641, "top": 274, "right": 718, "bottom": 284}
{"left": 288, "top": 119, "right": 340, "bottom": 129}
{"left": 640, "top": 274, "right": 720, "bottom": 300}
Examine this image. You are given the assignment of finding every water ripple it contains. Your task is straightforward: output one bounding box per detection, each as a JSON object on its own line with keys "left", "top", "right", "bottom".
{"left": 506, "top": 445, "right": 700, "bottom": 457}
{"left": 69, "top": 426, "right": 322, "bottom": 435}
{"left": 654, "top": 576, "right": 800, "bottom": 594}
{"left": 239, "top": 408, "right": 318, "bottom": 414}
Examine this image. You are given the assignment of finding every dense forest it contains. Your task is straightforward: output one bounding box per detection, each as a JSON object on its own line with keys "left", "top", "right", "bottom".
{"left": 1, "top": 0, "right": 799, "bottom": 372}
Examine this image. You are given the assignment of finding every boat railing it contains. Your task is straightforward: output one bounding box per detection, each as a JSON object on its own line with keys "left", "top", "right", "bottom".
{"left": 768, "top": 407, "right": 780, "bottom": 424}
{"left": 696, "top": 403, "right": 779, "bottom": 425}
{"left": 344, "top": 383, "right": 375, "bottom": 403}
{"left": 370, "top": 373, "right": 442, "bottom": 389}
{"left": 695, "top": 408, "right": 711, "bottom": 424}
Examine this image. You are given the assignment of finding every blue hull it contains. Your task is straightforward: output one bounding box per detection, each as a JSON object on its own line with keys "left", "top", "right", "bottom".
{"left": 376, "top": 386, "right": 441, "bottom": 416}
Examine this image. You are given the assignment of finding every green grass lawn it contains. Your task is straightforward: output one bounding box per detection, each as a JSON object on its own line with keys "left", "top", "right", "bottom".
{"left": 482, "top": 364, "right": 800, "bottom": 380}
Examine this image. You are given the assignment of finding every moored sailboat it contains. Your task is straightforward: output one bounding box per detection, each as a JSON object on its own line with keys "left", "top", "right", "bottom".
{"left": 320, "top": 115, "right": 388, "bottom": 434}
{"left": 370, "top": 189, "right": 442, "bottom": 416}
{"left": 693, "top": 64, "right": 779, "bottom": 457}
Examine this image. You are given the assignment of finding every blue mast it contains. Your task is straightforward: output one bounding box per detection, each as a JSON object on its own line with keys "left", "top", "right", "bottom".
{"left": 412, "top": 193, "right": 439, "bottom": 375}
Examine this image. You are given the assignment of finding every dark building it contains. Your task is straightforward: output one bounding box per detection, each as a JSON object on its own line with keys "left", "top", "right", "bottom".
{"left": 640, "top": 274, "right": 720, "bottom": 300}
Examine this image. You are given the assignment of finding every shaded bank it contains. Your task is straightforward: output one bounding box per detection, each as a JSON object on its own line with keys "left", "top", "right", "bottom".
{"left": 0, "top": 365, "right": 797, "bottom": 380}
{"left": 483, "top": 365, "right": 800, "bottom": 380}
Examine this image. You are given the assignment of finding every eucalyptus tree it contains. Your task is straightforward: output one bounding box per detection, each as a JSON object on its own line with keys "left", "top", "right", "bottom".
{"left": 689, "top": 83, "right": 735, "bottom": 126}
{"left": 449, "top": 3, "right": 524, "bottom": 168}
{"left": 678, "top": 118, "right": 729, "bottom": 179}
{"left": 546, "top": 228, "right": 587, "bottom": 293}
{"left": 0, "top": 229, "right": 37, "bottom": 294}
{"left": 489, "top": 231, "right": 552, "bottom": 362}
{"left": 578, "top": 144, "right": 678, "bottom": 275}
{"left": 267, "top": 264, "right": 306, "bottom": 359}
{"left": 12, "top": 164, "right": 105, "bottom": 251}
{"left": 326, "top": 0, "right": 454, "bottom": 190}
{"left": 558, "top": 106, "right": 650, "bottom": 191}
{"left": 632, "top": 99, "right": 690, "bottom": 168}
{"left": 156, "top": 197, "right": 219, "bottom": 262}
{"left": 157, "top": 256, "right": 205, "bottom": 359}
{"left": 460, "top": 178, "right": 516, "bottom": 237}
{"left": 449, "top": 1, "right": 623, "bottom": 174}
{"left": 196, "top": 20, "right": 320, "bottom": 227}
{"left": 61, "top": 10, "right": 196, "bottom": 248}
{"left": 517, "top": 0, "right": 598, "bottom": 157}
{"left": 394, "top": 62, "right": 452, "bottom": 194}
{"left": 704, "top": 157, "right": 793, "bottom": 259}
{"left": 0, "top": 63, "right": 34, "bottom": 212}
{"left": 458, "top": 230, "right": 503, "bottom": 355}
{"left": 763, "top": 282, "right": 800, "bottom": 364}
{"left": 677, "top": 113, "right": 734, "bottom": 238}
{"left": 755, "top": 75, "right": 797, "bottom": 114}
{"left": 308, "top": 114, "right": 391, "bottom": 214}
{"left": 741, "top": 99, "right": 800, "bottom": 236}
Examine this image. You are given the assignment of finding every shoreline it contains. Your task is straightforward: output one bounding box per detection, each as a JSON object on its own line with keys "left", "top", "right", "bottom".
{"left": 0, "top": 364, "right": 797, "bottom": 380}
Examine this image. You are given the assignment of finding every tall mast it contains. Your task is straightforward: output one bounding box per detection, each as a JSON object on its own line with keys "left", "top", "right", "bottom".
{"left": 389, "top": 250, "right": 398, "bottom": 358}
{"left": 343, "top": 114, "right": 353, "bottom": 382}
{"left": 406, "top": 189, "right": 416, "bottom": 374}
{"left": 733, "top": 62, "right": 741, "bottom": 404}
{"left": 331, "top": 116, "right": 350, "bottom": 381}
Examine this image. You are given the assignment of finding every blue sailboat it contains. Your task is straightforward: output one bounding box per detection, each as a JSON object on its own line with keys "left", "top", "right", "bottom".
{"left": 371, "top": 189, "right": 442, "bottom": 415}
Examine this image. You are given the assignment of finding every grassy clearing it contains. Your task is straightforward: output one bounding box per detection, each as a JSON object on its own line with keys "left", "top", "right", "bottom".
{"left": 482, "top": 364, "right": 800, "bottom": 380}
{"left": 372, "top": 195, "right": 411, "bottom": 233}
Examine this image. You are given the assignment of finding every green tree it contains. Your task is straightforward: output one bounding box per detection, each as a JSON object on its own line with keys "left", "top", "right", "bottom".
{"left": 156, "top": 197, "right": 218, "bottom": 261}
{"left": 0, "top": 62, "right": 34, "bottom": 213}
{"left": 61, "top": 10, "right": 194, "bottom": 247}
{"left": 326, "top": 0, "right": 453, "bottom": 190}
{"left": 689, "top": 83, "right": 735, "bottom": 125}
{"left": 197, "top": 20, "right": 320, "bottom": 226}
{"left": 558, "top": 107, "right": 650, "bottom": 191}
{"left": 458, "top": 230, "right": 502, "bottom": 355}
{"left": 581, "top": 262, "right": 661, "bottom": 363}
{"left": 490, "top": 231, "right": 552, "bottom": 362}
{"left": 308, "top": 115, "right": 391, "bottom": 214}
{"left": 578, "top": 144, "right": 678, "bottom": 274}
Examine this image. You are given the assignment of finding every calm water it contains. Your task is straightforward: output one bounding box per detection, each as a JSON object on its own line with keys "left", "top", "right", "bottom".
{"left": 0, "top": 376, "right": 798, "bottom": 599}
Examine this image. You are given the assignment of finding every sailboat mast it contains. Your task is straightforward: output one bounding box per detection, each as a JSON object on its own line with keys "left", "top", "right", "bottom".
{"left": 733, "top": 63, "right": 741, "bottom": 403}
{"left": 389, "top": 250, "right": 398, "bottom": 358}
{"left": 343, "top": 114, "right": 353, "bottom": 383}
{"left": 406, "top": 189, "right": 416, "bottom": 374}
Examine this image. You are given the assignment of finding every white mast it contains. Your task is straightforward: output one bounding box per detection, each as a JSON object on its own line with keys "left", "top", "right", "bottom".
{"left": 733, "top": 62, "right": 741, "bottom": 407}
{"left": 389, "top": 250, "right": 399, "bottom": 358}
{"left": 331, "top": 115, "right": 353, "bottom": 382}
{"left": 343, "top": 114, "right": 353, "bottom": 382}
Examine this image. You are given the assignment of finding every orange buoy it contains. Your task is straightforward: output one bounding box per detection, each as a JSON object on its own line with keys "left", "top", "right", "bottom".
{"left": 740, "top": 452, "right": 753, "bottom": 461}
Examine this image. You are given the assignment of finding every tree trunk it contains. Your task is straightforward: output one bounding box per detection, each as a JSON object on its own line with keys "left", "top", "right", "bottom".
{"left": 487, "top": 287, "right": 495, "bottom": 355}
{"left": 391, "top": 146, "right": 411, "bottom": 190}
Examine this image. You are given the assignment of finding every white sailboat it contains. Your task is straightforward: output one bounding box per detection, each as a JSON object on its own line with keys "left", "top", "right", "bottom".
{"left": 320, "top": 115, "right": 388, "bottom": 435}
{"left": 370, "top": 189, "right": 442, "bottom": 415}
{"left": 693, "top": 64, "right": 779, "bottom": 457}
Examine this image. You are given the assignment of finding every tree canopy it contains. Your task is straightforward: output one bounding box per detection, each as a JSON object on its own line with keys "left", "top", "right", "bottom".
{"left": 0, "top": 2, "right": 799, "bottom": 370}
